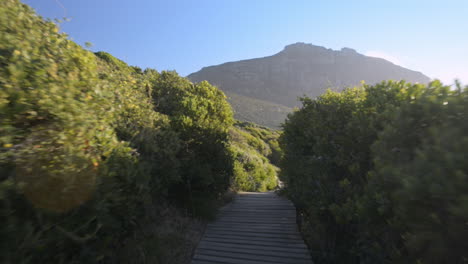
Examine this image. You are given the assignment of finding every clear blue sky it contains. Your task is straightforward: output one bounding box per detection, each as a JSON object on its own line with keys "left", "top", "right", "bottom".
{"left": 23, "top": 0, "right": 468, "bottom": 84}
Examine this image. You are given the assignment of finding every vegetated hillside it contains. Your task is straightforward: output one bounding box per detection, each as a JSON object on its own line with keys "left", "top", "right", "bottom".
{"left": 280, "top": 80, "right": 468, "bottom": 263}
{"left": 225, "top": 91, "right": 292, "bottom": 129}
{"left": 0, "top": 1, "right": 277, "bottom": 263}
{"left": 188, "top": 42, "right": 431, "bottom": 127}
{"left": 230, "top": 121, "right": 282, "bottom": 191}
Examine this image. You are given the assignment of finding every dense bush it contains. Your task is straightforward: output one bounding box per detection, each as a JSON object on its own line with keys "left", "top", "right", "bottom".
{"left": 281, "top": 80, "right": 468, "bottom": 263}
{"left": 229, "top": 122, "right": 280, "bottom": 191}
{"left": 148, "top": 70, "right": 235, "bottom": 216}
{"left": 0, "top": 1, "right": 235, "bottom": 262}
{"left": 370, "top": 82, "right": 468, "bottom": 263}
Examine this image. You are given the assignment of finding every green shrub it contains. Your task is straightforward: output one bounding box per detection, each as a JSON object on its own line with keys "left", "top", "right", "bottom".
{"left": 0, "top": 1, "right": 236, "bottom": 262}
{"left": 229, "top": 123, "right": 279, "bottom": 192}
{"left": 148, "top": 71, "right": 235, "bottom": 210}
{"left": 370, "top": 82, "right": 468, "bottom": 263}
{"left": 280, "top": 80, "right": 468, "bottom": 263}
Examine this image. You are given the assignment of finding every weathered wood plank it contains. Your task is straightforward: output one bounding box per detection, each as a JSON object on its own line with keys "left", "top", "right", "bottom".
{"left": 198, "top": 240, "right": 311, "bottom": 254}
{"left": 205, "top": 229, "right": 302, "bottom": 240}
{"left": 204, "top": 233, "right": 304, "bottom": 245}
{"left": 202, "top": 236, "right": 308, "bottom": 249}
{"left": 207, "top": 222, "right": 297, "bottom": 229}
{"left": 207, "top": 225, "right": 298, "bottom": 234}
{"left": 196, "top": 249, "right": 312, "bottom": 264}
{"left": 191, "top": 192, "right": 313, "bottom": 264}
{"left": 196, "top": 244, "right": 312, "bottom": 260}
{"left": 193, "top": 254, "right": 272, "bottom": 264}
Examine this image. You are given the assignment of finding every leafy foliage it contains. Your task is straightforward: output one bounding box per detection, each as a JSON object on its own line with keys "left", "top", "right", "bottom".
{"left": 281, "top": 80, "right": 468, "bottom": 263}
{"left": 229, "top": 122, "right": 281, "bottom": 191}
{"left": 149, "top": 71, "right": 235, "bottom": 216}
{"left": 0, "top": 1, "right": 235, "bottom": 262}
{"left": 370, "top": 82, "right": 468, "bottom": 263}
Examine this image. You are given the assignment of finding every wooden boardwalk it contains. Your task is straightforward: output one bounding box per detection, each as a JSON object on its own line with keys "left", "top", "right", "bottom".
{"left": 192, "top": 192, "right": 313, "bottom": 264}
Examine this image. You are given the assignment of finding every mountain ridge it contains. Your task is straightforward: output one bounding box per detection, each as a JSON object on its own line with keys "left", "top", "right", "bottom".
{"left": 188, "top": 42, "right": 431, "bottom": 127}
{"left": 196, "top": 43, "right": 426, "bottom": 74}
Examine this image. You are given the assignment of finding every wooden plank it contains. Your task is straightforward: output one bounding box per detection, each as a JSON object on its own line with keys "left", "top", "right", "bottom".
{"left": 223, "top": 208, "right": 296, "bottom": 213}
{"left": 198, "top": 240, "right": 311, "bottom": 254}
{"left": 196, "top": 244, "right": 312, "bottom": 260}
{"left": 208, "top": 222, "right": 297, "bottom": 229}
{"left": 234, "top": 199, "right": 291, "bottom": 202}
{"left": 207, "top": 225, "right": 297, "bottom": 233}
{"left": 204, "top": 233, "right": 304, "bottom": 244}
{"left": 218, "top": 216, "right": 296, "bottom": 222}
{"left": 202, "top": 234, "right": 308, "bottom": 249}
{"left": 207, "top": 222, "right": 296, "bottom": 228}
{"left": 218, "top": 213, "right": 296, "bottom": 218}
{"left": 220, "top": 209, "right": 296, "bottom": 214}
{"left": 191, "top": 260, "right": 220, "bottom": 264}
{"left": 226, "top": 207, "right": 295, "bottom": 210}
{"left": 215, "top": 219, "right": 294, "bottom": 225}
{"left": 205, "top": 229, "right": 302, "bottom": 240}
{"left": 191, "top": 192, "right": 313, "bottom": 264}
{"left": 196, "top": 249, "right": 312, "bottom": 264}
{"left": 193, "top": 254, "right": 271, "bottom": 264}
{"left": 207, "top": 225, "right": 298, "bottom": 234}
{"left": 230, "top": 199, "right": 290, "bottom": 202}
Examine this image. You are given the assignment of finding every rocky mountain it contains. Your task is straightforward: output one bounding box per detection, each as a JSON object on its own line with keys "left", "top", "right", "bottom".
{"left": 223, "top": 91, "right": 292, "bottom": 129}
{"left": 188, "top": 42, "right": 431, "bottom": 128}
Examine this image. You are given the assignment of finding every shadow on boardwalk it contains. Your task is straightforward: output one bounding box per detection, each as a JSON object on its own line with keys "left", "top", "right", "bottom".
{"left": 192, "top": 191, "right": 313, "bottom": 264}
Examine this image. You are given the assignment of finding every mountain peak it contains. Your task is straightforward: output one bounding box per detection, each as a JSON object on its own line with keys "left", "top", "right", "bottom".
{"left": 280, "top": 43, "right": 360, "bottom": 58}
{"left": 340, "top": 47, "right": 358, "bottom": 54}
{"left": 281, "top": 42, "right": 327, "bottom": 53}
{"left": 188, "top": 43, "right": 431, "bottom": 128}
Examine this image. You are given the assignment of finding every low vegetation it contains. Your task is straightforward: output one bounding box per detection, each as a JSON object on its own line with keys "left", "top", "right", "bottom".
{"left": 0, "top": 1, "right": 279, "bottom": 263}
{"left": 229, "top": 122, "right": 281, "bottom": 192}
{"left": 281, "top": 80, "right": 468, "bottom": 263}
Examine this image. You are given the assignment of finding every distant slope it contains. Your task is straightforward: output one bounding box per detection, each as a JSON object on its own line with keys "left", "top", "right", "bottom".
{"left": 188, "top": 43, "right": 431, "bottom": 127}
{"left": 225, "top": 91, "right": 292, "bottom": 129}
{"left": 229, "top": 121, "right": 282, "bottom": 191}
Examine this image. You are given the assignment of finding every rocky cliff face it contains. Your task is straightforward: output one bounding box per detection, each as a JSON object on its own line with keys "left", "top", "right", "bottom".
{"left": 188, "top": 43, "right": 431, "bottom": 127}
{"left": 188, "top": 43, "right": 430, "bottom": 107}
